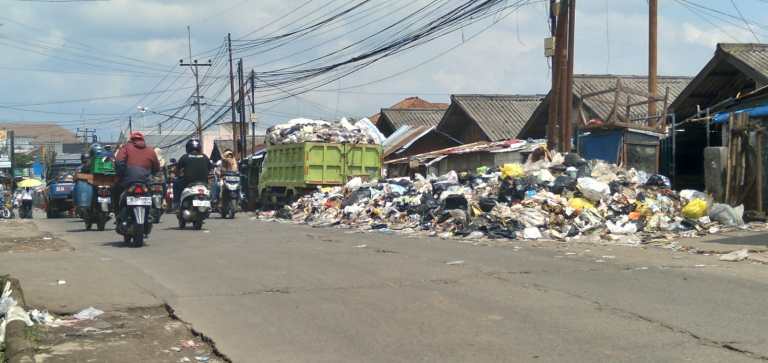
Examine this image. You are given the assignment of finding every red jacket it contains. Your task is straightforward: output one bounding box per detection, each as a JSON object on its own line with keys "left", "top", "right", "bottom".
{"left": 116, "top": 140, "right": 160, "bottom": 185}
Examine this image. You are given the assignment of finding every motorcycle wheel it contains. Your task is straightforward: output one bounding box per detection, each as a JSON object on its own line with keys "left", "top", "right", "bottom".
{"left": 1, "top": 208, "right": 10, "bottom": 219}
{"left": 192, "top": 220, "right": 203, "bottom": 230}
{"left": 123, "top": 234, "right": 132, "bottom": 245}
{"left": 85, "top": 220, "right": 93, "bottom": 231}
{"left": 178, "top": 218, "right": 186, "bottom": 229}
{"left": 132, "top": 232, "right": 144, "bottom": 248}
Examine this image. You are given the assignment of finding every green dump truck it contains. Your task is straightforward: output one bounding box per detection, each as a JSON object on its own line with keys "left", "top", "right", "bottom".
{"left": 257, "top": 142, "right": 382, "bottom": 207}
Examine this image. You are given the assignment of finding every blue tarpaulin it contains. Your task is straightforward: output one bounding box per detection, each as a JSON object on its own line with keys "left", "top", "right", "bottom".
{"left": 578, "top": 130, "right": 623, "bottom": 163}
{"left": 713, "top": 104, "right": 768, "bottom": 124}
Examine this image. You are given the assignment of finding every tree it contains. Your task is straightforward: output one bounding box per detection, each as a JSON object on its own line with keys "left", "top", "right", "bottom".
{"left": 13, "top": 153, "right": 34, "bottom": 169}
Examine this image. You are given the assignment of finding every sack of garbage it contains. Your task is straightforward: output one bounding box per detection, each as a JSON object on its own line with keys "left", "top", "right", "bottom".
{"left": 577, "top": 177, "right": 610, "bottom": 201}
{"left": 551, "top": 175, "right": 576, "bottom": 194}
{"left": 645, "top": 174, "right": 671, "bottom": 188}
{"left": 682, "top": 198, "right": 708, "bottom": 219}
{"left": 709, "top": 203, "right": 744, "bottom": 226}
{"left": 568, "top": 197, "right": 595, "bottom": 211}
{"left": 500, "top": 163, "right": 524, "bottom": 179}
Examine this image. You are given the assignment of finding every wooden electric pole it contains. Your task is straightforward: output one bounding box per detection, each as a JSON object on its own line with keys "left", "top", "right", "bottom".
{"left": 547, "top": 0, "right": 559, "bottom": 150}
{"left": 237, "top": 59, "right": 246, "bottom": 158}
{"left": 553, "top": 0, "right": 571, "bottom": 153}
{"left": 648, "top": 0, "right": 658, "bottom": 119}
{"left": 227, "top": 33, "right": 238, "bottom": 159}
{"left": 559, "top": 0, "right": 575, "bottom": 152}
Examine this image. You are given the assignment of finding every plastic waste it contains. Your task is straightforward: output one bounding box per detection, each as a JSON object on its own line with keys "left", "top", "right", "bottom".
{"left": 345, "top": 177, "right": 363, "bottom": 191}
{"left": 568, "top": 197, "right": 594, "bottom": 211}
{"left": 500, "top": 163, "right": 524, "bottom": 179}
{"left": 709, "top": 203, "right": 744, "bottom": 226}
{"left": 523, "top": 227, "right": 542, "bottom": 239}
{"left": 682, "top": 199, "right": 708, "bottom": 219}
{"left": 679, "top": 189, "right": 707, "bottom": 201}
{"left": 719, "top": 249, "right": 749, "bottom": 262}
{"left": 577, "top": 177, "right": 611, "bottom": 201}
{"left": 73, "top": 306, "right": 104, "bottom": 320}
{"left": 645, "top": 174, "right": 671, "bottom": 188}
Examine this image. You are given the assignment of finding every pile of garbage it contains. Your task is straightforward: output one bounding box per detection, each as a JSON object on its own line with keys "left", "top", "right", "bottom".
{"left": 267, "top": 117, "right": 384, "bottom": 145}
{"left": 258, "top": 149, "right": 754, "bottom": 245}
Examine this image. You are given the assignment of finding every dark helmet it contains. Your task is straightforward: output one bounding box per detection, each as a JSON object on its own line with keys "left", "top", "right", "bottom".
{"left": 185, "top": 139, "right": 202, "bottom": 154}
{"left": 89, "top": 143, "right": 104, "bottom": 157}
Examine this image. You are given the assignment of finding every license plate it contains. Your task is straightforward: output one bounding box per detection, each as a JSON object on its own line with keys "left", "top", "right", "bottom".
{"left": 192, "top": 200, "right": 211, "bottom": 207}
{"left": 225, "top": 176, "right": 240, "bottom": 182}
{"left": 98, "top": 197, "right": 111, "bottom": 203}
{"left": 126, "top": 197, "right": 151, "bottom": 206}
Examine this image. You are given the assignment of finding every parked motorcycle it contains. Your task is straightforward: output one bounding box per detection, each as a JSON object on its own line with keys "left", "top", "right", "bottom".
{"left": 177, "top": 183, "right": 211, "bottom": 230}
{"left": 149, "top": 180, "right": 164, "bottom": 224}
{"left": 219, "top": 171, "right": 240, "bottom": 219}
{"left": 0, "top": 193, "right": 14, "bottom": 219}
{"left": 116, "top": 183, "right": 152, "bottom": 247}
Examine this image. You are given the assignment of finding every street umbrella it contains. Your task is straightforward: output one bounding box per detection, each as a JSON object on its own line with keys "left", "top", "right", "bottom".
{"left": 17, "top": 178, "right": 43, "bottom": 188}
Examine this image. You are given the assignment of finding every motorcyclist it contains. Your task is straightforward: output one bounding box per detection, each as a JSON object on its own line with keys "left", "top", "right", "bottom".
{"left": 215, "top": 149, "right": 238, "bottom": 202}
{"left": 20, "top": 187, "right": 34, "bottom": 218}
{"left": 113, "top": 132, "right": 160, "bottom": 207}
{"left": 173, "top": 139, "right": 212, "bottom": 208}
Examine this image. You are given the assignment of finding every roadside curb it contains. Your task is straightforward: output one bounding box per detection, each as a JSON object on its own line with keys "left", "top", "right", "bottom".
{"left": 1, "top": 276, "right": 35, "bottom": 363}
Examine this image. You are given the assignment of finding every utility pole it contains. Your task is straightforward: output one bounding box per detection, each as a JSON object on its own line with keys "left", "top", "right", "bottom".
{"left": 648, "top": 0, "right": 658, "bottom": 120}
{"left": 553, "top": 0, "right": 570, "bottom": 153}
{"left": 546, "top": 0, "right": 558, "bottom": 150}
{"left": 250, "top": 69, "right": 256, "bottom": 153}
{"left": 227, "top": 33, "right": 238, "bottom": 159}
{"left": 563, "top": 0, "right": 575, "bottom": 152}
{"left": 128, "top": 116, "right": 133, "bottom": 134}
{"left": 9, "top": 130, "right": 14, "bottom": 191}
{"left": 237, "top": 59, "right": 246, "bottom": 158}
{"left": 76, "top": 128, "right": 96, "bottom": 144}
{"left": 179, "top": 26, "right": 211, "bottom": 142}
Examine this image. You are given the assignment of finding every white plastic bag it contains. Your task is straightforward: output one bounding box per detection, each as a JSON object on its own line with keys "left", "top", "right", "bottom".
{"left": 577, "top": 177, "right": 610, "bottom": 201}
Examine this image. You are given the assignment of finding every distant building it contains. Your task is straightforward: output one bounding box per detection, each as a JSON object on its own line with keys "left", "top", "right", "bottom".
{"left": 436, "top": 94, "right": 545, "bottom": 143}
{"left": 369, "top": 96, "right": 448, "bottom": 127}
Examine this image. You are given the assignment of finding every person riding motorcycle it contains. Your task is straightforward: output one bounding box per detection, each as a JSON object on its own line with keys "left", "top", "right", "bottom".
{"left": 215, "top": 149, "right": 238, "bottom": 201}
{"left": 114, "top": 132, "right": 160, "bottom": 207}
{"left": 173, "top": 139, "right": 212, "bottom": 208}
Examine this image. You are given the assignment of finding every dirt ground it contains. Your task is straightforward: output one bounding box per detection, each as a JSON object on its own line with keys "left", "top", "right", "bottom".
{"left": 0, "top": 219, "right": 72, "bottom": 253}
{"left": 32, "top": 306, "right": 226, "bottom": 363}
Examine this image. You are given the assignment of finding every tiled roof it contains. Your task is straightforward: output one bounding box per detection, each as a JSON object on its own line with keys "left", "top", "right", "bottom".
{"left": 379, "top": 108, "right": 446, "bottom": 130}
{"left": 369, "top": 97, "right": 448, "bottom": 125}
{"left": 451, "top": 94, "right": 545, "bottom": 141}
{"left": 573, "top": 74, "right": 691, "bottom": 121}
{"left": 0, "top": 122, "right": 78, "bottom": 143}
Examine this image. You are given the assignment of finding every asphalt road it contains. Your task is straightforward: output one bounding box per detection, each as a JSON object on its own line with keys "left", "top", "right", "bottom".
{"left": 25, "top": 213, "right": 768, "bottom": 363}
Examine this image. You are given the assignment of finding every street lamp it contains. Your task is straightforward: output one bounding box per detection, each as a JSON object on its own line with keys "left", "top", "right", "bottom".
{"left": 137, "top": 106, "right": 202, "bottom": 142}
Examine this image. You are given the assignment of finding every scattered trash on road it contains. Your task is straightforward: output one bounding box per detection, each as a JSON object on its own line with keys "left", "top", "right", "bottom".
{"left": 719, "top": 249, "right": 750, "bottom": 262}
{"left": 445, "top": 260, "right": 465, "bottom": 265}
{"left": 73, "top": 306, "right": 104, "bottom": 320}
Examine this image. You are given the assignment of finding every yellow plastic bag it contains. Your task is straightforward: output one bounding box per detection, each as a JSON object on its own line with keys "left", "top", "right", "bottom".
{"left": 568, "top": 197, "right": 595, "bottom": 211}
{"left": 500, "top": 163, "right": 524, "bottom": 179}
{"left": 682, "top": 198, "right": 708, "bottom": 219}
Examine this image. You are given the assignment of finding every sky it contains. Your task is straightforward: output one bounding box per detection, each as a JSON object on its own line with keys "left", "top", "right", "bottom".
{"left": 1, "top": 0, "right": 768, "bottom": 143}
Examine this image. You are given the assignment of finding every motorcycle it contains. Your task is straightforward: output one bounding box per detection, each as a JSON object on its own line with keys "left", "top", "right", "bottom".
{"left": 0, "top": 194, "right": 13, "bottom": 219}
{"left": 219, "top": 172, "right": 240, "bottom": 219}
{"left": 83, "top": 185, "right": 111, "bottom": 230}
{"left": 149, "top": 180, "right": 164, "bottom": 224}
{"left": 116, "top": 182, "right": 152, "bottom": 247}
{"left": 177, "top": 183, "right": 211, "bottom": 230}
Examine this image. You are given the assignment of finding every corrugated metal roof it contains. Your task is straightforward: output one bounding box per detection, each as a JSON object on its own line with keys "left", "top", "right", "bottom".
{"left": 573, "top": 74, "right": 691, "bottom": 120}
{"left": 720, "top": 43, "right": 768, "bottom": 80}
{"left": 451, "top": 94, "right": 545, "bottom": 141}
{"left": 671, "top": 43, "right": 768, "bottom": 119}
{"left": 379, "top": 108, "right": 446, "bottom": 130}
{"left": 369, "top": 97, "right": 448, "bottom": 125}
{"left": 382, "top": 125, "right": 431, "bottom": 157}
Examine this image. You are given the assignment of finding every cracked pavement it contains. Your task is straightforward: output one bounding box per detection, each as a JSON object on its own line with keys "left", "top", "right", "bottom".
{"left": 4, "top": 215, "right": 768, "bottom": 362}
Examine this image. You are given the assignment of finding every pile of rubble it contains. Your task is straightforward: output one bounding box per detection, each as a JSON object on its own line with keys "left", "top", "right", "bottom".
{"left": 258, "top": 149, "right": 757, "bottom": 245}
{"left": 266, "top": 117, "right": 384, "bottom": 145}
